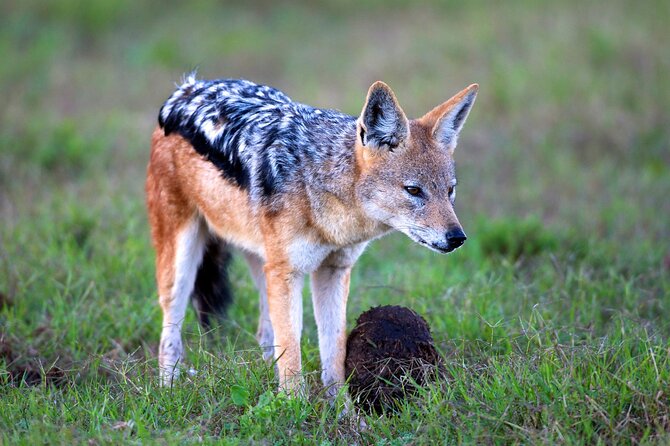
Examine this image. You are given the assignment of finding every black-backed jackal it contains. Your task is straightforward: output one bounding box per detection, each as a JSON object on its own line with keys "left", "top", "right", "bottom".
{"left": 146, "top": 76, "right": 478, "bottom": 396}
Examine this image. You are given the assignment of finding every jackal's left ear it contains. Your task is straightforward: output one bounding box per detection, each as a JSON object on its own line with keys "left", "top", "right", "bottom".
{"left": 358, "top": 81, "right": 409, "bottom": 151}
{"left": 421, "top": 84, "right": 478, "bottom": 151}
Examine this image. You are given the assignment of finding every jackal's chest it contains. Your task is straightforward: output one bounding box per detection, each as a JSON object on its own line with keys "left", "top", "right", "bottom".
{"left": 286, "top": 238, "right": 336, "bottom": 273}
{"left": 285, "top": 215, "right": 388, "bottom": 274}
{"left": 286, "top": 235, "right": 371, "bottom": 274}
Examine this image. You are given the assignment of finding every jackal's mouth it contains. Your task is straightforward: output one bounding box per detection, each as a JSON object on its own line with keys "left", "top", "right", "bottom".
{"left": 424, "top": 241, "right": 452, "bottom": 254}
{"left": 412, "top": 234, "right": 462, "bottom": 254}
{"left": 413, "top": 235, "right": 452, "bottom": 254}
{"left": 395, "top": 226, "right": 461, "bottom": 254}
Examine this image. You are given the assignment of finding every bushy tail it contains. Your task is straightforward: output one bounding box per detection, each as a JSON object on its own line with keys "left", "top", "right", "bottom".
{"left": 191, "top": 237, "right": 233, "bottom": 328}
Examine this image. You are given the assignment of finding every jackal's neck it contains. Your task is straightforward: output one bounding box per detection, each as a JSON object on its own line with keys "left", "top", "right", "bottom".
{"left": 301, "top": 122, "right": 392, "bottom": 245}
{"left": 303, "top": 119, "right": 359, "bottom": 197}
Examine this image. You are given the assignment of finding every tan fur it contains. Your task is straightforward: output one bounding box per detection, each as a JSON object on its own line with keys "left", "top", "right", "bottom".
{"left": 147, "top": 82, "right": 478, "bottom": 394}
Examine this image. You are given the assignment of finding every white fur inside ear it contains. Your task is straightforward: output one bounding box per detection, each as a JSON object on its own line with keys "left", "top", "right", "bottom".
{"left": 361, "top": 85, "right": 408, "bottom": 149}
{"left": 434, "top": 90, "right": 477, "bottom": 149}
{"left": 435, "top": 120, "right": 459, "bottom": 150}
{"left": 374, "top": 107, "right": 401, "bottom": 139}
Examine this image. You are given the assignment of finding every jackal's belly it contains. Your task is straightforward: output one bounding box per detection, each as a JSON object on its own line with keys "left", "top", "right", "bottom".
{"left": 168, "top": 134, "right": 265, "bottom": 257}
{"left": 191, "top": 181, "right": 265, "bottom": 258}
{"left": 203, "top": 213, "right": 265, "bottom": 258}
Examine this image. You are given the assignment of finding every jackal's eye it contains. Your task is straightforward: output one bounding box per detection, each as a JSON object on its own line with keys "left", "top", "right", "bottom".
{"left": 448, "top": 186, "right": 455, "bottom": 196}
{"left": 404, "top": 186, "right": 422, "bottom": 197}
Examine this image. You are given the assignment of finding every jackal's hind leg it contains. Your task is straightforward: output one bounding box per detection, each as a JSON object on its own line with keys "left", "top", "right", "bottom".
{"left": 243, "top": 252, "right": 275, "bottom": 361}
{"left": 158, "top": 218, "right": 206, "bottom": 386}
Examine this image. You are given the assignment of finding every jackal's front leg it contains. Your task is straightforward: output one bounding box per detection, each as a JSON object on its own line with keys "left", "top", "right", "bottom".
{"left": 264, "top": 263, "right": 304, "bottom": 393}
{"left": 311, "top": 266, "right": 350, "bottom": 398}
{"left": 310, "top": 246, "right": 365, "bottom": 398}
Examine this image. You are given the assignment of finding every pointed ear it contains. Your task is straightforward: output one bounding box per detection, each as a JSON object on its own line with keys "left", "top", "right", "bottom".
{"left": 357, "top": 81, "right": 409, "bottom": 150}
{"left": 420, "top": 83, "right": 478, "bottom": 151}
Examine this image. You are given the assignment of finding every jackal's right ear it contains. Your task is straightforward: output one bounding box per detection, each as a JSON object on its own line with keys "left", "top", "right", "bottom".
{"left": 357, "top": 81, "right": 409, "bottom": 150}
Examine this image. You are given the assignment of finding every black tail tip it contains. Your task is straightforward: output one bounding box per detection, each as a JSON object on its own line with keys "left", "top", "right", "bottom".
{"left": 192, "top": 238, "right": 233, "bottom": 329}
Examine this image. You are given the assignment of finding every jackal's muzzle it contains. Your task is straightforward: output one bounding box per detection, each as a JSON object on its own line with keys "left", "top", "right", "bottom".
{"left": 429, "top": 227, "right": 467, "bottom": 253}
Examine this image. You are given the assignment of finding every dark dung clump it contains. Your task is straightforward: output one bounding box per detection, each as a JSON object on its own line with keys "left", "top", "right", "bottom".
{"left": 345, "top": 305, "right": 443, "bottom": 413}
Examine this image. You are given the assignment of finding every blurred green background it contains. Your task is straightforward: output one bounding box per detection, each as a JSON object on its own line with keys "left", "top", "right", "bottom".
{"left": 1, "top": 0, "right": 669, "bottom": 443}
{"left": 2, "top": 0, "right": 668, "bottom": 238}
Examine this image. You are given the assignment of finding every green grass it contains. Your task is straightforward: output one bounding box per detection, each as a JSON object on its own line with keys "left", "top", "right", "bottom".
{"left": 1, "top": 0, "right": 669, "bottom": 443}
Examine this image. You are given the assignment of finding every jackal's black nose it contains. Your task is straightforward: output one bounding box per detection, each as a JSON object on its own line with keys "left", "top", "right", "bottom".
{"left": 446, "top": 228, "right": 467, "bottom": 251}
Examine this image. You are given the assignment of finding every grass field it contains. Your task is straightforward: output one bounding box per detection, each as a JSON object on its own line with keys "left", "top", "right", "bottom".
{"left": 1, "top": 0, "right": 669, "bottom": 443}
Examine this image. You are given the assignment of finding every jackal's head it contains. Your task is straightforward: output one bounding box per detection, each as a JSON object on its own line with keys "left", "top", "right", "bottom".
{"left": 355, "top": 81, "right": 478, "bottom": 254}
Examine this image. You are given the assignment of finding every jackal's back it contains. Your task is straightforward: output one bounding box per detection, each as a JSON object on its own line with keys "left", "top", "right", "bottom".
{"left": 158, "top": 76, "right": 356, "bottom": 197}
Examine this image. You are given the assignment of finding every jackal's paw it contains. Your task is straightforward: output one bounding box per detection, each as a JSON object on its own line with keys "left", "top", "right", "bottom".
{"left": 277, "top": 374, "right": 308, "bottom": 398}
{"left": 260, "top": 343, "right": 275, "bottom": 362}
{"left": 323, "top": 382, "right": 344, "bottom": 400}
{"left": 159, "top": 365, "right": 179, "bottom": 387}
{"left": 256, "top": 326, "right": 275, "bottom": 362}
{"left": 159, "top": 364, "right": 197, "bottom": 387}
{"left": 159, "top": 332, "right": 184, "bottom": 386}
{"left": 337, "top": 398, "right": 367, "bottom": 431}
{"left": 322, "top": 385, "right": 366, "bottom": 429}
